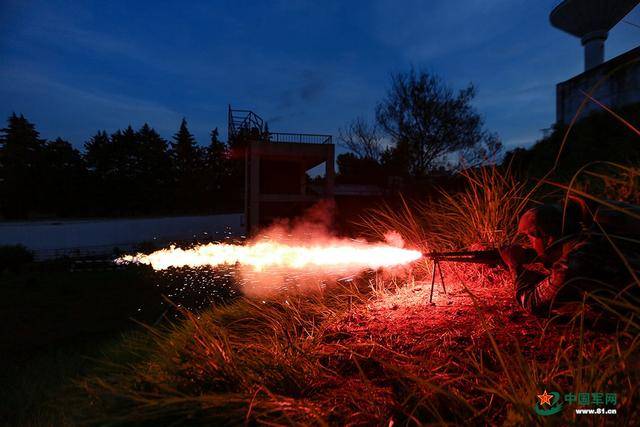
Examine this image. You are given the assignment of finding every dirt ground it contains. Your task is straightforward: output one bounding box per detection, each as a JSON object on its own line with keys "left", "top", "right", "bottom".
{"left": 309, "top": 267, "right": 619, "bottom": 424}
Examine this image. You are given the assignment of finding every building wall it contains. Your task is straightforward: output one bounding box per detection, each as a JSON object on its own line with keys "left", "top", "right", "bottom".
{"left": 245, "top": 140, "right": 334, "bottom": 234}
{"left": 260, "top": 160, "right": 306, "bottom": 194}
{"left": 556, "top": 47, "right": 640, "bottom": 125}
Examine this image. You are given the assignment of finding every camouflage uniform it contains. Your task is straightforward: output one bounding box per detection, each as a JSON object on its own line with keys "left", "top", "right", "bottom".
{"left": 508, "top": 204, "right": 640, "bottom": 315}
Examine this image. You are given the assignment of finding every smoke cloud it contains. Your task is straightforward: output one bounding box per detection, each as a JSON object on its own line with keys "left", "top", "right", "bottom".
{"left": 238, "top": 199, "right": 413, "bottom": 297}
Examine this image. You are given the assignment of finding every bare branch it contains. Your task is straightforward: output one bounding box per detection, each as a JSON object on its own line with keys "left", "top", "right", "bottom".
{"left": 338, "top": 117, "right": 383, "bottom": 161}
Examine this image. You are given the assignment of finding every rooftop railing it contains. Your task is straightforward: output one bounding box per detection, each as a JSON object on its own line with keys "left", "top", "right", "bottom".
{"left": 228, "top": 105, "right": 332, "bottom": 145}
{"left": 267, "top": 132, "right": 332, "bottom": 144}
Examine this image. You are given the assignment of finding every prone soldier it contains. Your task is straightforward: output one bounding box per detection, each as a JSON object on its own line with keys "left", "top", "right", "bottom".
{"left": 499, "top": 202, "right": 640, "bottom": 316}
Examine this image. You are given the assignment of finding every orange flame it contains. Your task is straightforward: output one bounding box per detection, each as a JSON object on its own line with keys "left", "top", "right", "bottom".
{"left": 118, "top": 240, "right": 422, "bottom": 272}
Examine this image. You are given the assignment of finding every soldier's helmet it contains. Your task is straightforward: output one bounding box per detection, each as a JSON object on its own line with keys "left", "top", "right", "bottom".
{"left": 518, "top": 203, "right": 583, "bottom": 239}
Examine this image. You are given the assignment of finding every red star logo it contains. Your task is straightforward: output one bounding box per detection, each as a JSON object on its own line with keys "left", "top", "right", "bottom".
{"left": 537, "top": 390, "right": 553, "bottom": 406}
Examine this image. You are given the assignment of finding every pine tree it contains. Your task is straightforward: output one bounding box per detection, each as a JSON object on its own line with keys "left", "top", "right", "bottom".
{"left": 115, "top": 125, "right": 141, "bottom": 181}
{"left": 42, "top": 138, "right": 86, "bottom": 216}
{"left": 84, "top": 127, "right": 143, "bottom": 215}
{"left": 138, "top": 123, "right": 170, "bottom": 172}
{"left": 206, "top": 128, "right": 227, "bottom": 170}
{"left": 84, "top": 129, "right": 114, "bottom": 195}
{"left": 84, "top": 130, "right": 117, "bottom": 215}
{"left": 170, "top": 118, "right": 204, "bottom": 212}
{"left": 204, "top": 127, "right": 229, "bottom": 200}
{"left": 0, "top": 113, "right": 47, "bottom": 218}
{"left": 138, "top": 123, "right": 171, "bottom": 212}
{"left": 171, "top": 118, "right": 200, "bottom": 175}
{"left": 112, "top": 125, "right": 144, "bottom": 213}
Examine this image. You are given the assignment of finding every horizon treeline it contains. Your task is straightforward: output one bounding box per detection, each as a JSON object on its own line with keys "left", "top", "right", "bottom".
{"left": 0, "top": 113, "right": 241, "bottom": 219}
{"left": 2, "top": 94, "right": 638, "bottom": 220}
{"left": 0, "top": 70, "right": 512, "bottom": 220}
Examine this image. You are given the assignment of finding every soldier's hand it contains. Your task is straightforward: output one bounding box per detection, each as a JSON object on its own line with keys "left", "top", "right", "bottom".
{"left": 499, "top": 245, "right": 528, "bottom": 272}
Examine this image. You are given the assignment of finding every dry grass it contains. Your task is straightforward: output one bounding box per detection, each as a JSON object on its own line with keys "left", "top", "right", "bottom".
{"left": 423, "top": 165, "right": 530, "bottom": 250}
{"left": 75, "top": 281, "right": 376, "bottom": 425}
{"left": 74, "top": 268, "right": 640, "bottom": 425}
{"left": 362, "top": 164, "right": 529, "bottom": 254}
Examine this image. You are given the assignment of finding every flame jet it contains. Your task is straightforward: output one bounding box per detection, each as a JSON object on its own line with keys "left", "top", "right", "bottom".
{"left": 118, "top": 240, "right": 423, "bottom": 272}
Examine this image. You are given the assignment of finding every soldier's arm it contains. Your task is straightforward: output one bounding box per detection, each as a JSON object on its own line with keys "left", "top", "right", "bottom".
{"left": 515, "top": 241, "right": 590, "bottom": 314}
{"left": 513, "top": 267, "right": 556, "bottom": 314}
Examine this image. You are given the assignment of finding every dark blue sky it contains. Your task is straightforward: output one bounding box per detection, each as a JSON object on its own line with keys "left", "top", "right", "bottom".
{"left": 1, "top": 0, "right": 638, "bottom": 151}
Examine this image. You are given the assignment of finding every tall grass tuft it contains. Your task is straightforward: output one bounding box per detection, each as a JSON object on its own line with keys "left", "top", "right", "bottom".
{"left": 421, "top": 165, "right": 530, "bottom": 250}
{"left": 362, "top": 165, "right": 529, "bottom": 254}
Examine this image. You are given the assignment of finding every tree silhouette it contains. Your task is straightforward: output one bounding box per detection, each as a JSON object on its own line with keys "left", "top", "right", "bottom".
{"left": 1, "top": 114, "right": 242, "bottom": 218}
{"left": 0, "top": 113, "right": 46, "bottom": 218}
{"left": 170, "top": 118, "right": 204, "bottom": 211}
{"left": 171, "top": 119, "right": 198, "bottom": 170}
{"left": 336, "top": 117, "right": 388, "bottom": 185}
{"left": 137, "top": 123, "right": 171, "bottom": 211}
{"left": 41, "top": 138, "right": 86, "bottom": 216}
{"left": 338, "top": 117, "right": 383, "bottom": 161}
{"left": 376, "top": 69, "right": 500, "bottom": 177}
{"left": 85, "top": 127, "right": 140, "bottom": 213}
{"left": 84, "top": 130, "right": 112, "bottom": 177}
{"left": 84, "top": 127, "right": 141, "bottom": 214}
{"left": 204, "top": 128, "right": 229, "bottom": 198}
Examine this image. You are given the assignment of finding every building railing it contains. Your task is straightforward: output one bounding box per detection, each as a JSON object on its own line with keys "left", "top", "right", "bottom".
{"left": 229, "top": 106, "right": 332, "bottom": 144}
{"left": 267, "top": 132, "right": 332, "bottom": 144}
{"left": 228, "top": 106, "right": 265, "bottom": 138}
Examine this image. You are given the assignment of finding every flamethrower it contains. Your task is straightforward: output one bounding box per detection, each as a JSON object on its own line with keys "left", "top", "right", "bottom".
{"left": 423, "top": 249, "right": 504, "bottom": 303}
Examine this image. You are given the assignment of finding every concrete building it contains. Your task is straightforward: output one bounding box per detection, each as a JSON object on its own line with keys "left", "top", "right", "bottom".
{"left": 550, "top": 0, "right": 640, "bottom": 125}
{"left": 229, "top": 107, "right": 334, "bottom": 234}
{"left": 555, "top": 47, "right": 640, "bottom": 125}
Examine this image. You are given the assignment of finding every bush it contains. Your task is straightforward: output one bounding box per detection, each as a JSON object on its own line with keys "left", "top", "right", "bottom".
{"left": 0, "top": 244, "right": 34, "bottom": 273}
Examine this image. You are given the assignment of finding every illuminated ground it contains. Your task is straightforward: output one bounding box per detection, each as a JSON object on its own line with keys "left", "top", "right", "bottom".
{"left": 2, "top": 264, "right": 636, "bottom": 425}
{"left": 312, "top": 273, "right": 555, "bottom": 424}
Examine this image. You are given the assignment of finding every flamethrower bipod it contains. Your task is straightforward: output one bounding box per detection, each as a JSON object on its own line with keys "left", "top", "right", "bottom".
{"left": 423, "top": 249, "right": 504, "bottom": 303}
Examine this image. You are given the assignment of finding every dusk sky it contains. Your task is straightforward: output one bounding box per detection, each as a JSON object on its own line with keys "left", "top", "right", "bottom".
{"left": 1, "top": 0, "right": 638, "bottom": 152}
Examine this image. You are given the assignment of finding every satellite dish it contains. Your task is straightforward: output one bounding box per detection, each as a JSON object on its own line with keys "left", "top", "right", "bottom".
{"left": 550, "top": 0, "right": 639, "bottom": 70}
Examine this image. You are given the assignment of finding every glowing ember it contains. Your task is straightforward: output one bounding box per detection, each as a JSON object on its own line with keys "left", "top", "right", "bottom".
{"left": 117, "top": 240, "right": 422, "bottom": 271}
